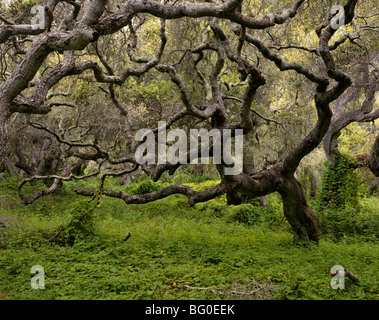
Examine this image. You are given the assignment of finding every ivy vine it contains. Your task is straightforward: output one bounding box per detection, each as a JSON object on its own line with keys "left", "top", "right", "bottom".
{"left": 317, "top": 151, "right": 360, "bottom": 210}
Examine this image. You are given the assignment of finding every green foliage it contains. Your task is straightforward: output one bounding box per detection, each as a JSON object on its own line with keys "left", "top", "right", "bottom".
{"left": 0, "top": 175, "right": 20, "bottom": 192}
{"left": 317, "top": 152, "right": 360, "bottom": 210}
{"left": 315, "top": 198, "right": 379, "bottom": 242}
{"left": 56, "top": 200, "right": 96, "bottom": 244}
{"left": 2, "top": 0, "right": 36, "bottom": 17}
{"left": 230, "top": 200, "right": 287, "bottom": 232}
{"left": 1, "top": 0, "right": 378, "bottom": 301}
{"left": 73, "top": 79, "right": 97, "bottom": 104}
{"left": 338, "top": 123, "right": 368, "bottom": 155}
{"left": 232, "top": 204, "right": 264, "bottom": 225}
{"left": 132, "top": 78, "right": 174, "bottom": 102}
{"left": 126, "top": 178, "right": 164, "bottom": 195}
{"left": 0, "top": 177, "right": 379, "bottom": 300}
{"left": 161, "top": 170, "right": 219, "bottom": 185}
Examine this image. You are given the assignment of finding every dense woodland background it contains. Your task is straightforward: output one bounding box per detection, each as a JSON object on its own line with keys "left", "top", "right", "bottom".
{"left": 0, "top": 0, "right": 378, "bottom": 300}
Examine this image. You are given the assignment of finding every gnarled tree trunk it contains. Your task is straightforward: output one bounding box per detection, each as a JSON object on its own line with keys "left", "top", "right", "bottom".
{"left": 0, "top": 107, "right": 17, "bottom": 175}
{"left": 277, "top": 176, "right": 319, "bottom": 243}
{"left": 369, "top": 135, "right": 379, "bottom": 177}
{"left": 1, "top": 0, "right": 367, "bottom": 247}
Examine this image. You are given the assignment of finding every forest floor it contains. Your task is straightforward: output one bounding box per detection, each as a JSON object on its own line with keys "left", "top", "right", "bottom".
{"left": 0, "top": 175, "right": 378, "bottom": 300}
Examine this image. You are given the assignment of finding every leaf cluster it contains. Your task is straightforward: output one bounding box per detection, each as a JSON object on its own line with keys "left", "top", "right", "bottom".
{"left": 317, "top": 151, "right": 360, "bottom": 210}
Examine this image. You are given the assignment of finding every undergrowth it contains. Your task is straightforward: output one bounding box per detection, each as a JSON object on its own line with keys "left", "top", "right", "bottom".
{"left": 0, "top": 176, "right": 378, "bottom": 300}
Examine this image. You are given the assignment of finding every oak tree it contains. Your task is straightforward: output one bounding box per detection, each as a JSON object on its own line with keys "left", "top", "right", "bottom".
{"left": 0, "top": 0, "right": 378, "bottom": 243}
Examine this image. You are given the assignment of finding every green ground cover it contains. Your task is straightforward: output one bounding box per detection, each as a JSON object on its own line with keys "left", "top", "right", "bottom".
{"left": 0, "top": 176, "right": 378, "bottom": 300}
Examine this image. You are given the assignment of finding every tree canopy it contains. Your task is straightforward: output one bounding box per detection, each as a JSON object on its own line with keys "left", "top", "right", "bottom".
{"left": 0, "top": 0, "right": 378, "bottom": 244}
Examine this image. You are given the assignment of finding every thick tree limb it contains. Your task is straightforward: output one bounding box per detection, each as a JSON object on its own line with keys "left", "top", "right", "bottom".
{"left": 280, "top": 0, "right": 359, "bottom": 176}
{"left": 324, "top": 66, "right": 379, "bottom": 164}
{"left": 95, "top": 0, "right": 305, "bottom": 35}
{"left": 18, "top": 170, "right": 101, "bottom": 205}
{"left": 76, "top": 179, "right": 232, "bottom": 206}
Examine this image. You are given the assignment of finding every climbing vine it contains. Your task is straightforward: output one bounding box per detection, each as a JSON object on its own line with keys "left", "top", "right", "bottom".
{"left": 317, "top": 151, "right": 360, "bottom": 210}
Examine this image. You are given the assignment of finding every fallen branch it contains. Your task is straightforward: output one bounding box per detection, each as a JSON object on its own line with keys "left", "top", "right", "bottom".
{"left": 122, "top": 232, "right": 131, "bottom": 241}
{"left": 344, "top": 268, "right": 359, "bottom": 284}
{"left": 330, "top": 268, "right": 359, "bottom": 284}
{"left": 182, "top": 279, "right": 276, "bottom": 300}
{"left": 48, "top": 228, "right": 63, "bottom": 244}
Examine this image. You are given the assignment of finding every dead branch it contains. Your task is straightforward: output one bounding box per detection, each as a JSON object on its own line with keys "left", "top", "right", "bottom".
{"left": 182, "top": 279, "right": 277, "bottom": 300}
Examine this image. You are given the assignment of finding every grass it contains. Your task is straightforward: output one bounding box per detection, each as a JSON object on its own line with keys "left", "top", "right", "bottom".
{"left": 0, "top": 176, "right": 378, "bottom": 300}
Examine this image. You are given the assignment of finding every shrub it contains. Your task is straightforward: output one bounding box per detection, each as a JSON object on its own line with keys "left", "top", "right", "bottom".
{"left": 126, "top": 178, "right": 163, "bottom": 195}
{"left": 53, "top": 200, "right": 96, "bottom": 245}
{"left": 229, "top": 195, "right": 288, "bottom": 231}
{"left": 315, "top": 203, "right": 379, "bottom": 241}
{"left": 232, "top": 204, "right": 264, "bottom": 226}
{"left": 316, "top": 151, "right": 360, "bottom": 210}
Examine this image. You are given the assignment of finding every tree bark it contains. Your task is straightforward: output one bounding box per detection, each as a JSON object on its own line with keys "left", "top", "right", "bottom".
{"left": 232, "top": 168, "right": 319, "bottom": 243}
{"left": 0, "top": 111, "right": 8, "bottom": 164}
{"left": 0, "top": 107, "right": 17, "bottom": 175}
{"left": 369, "top": 134, "right": 379, "bottom": 177}
{"left": 0, "top": 0, "right": 366, "bottom": 246}
{"left": 323, "top": 64, "right": 378, "bottom": 164}
{"left": 369, "top": 177, "right": 379, "bottom": 195}
{"left": 276, "top": 175, "right": 319, "bottom": 243}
